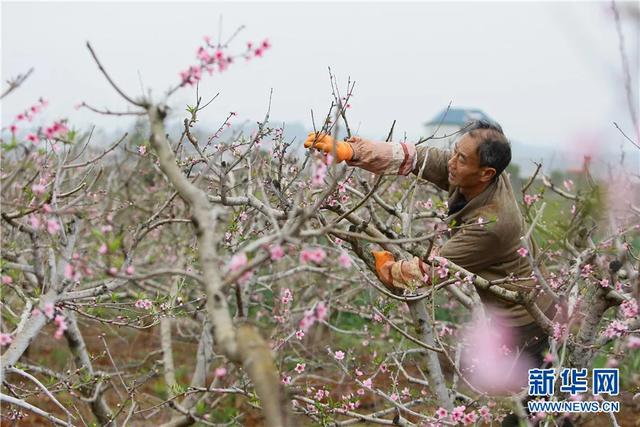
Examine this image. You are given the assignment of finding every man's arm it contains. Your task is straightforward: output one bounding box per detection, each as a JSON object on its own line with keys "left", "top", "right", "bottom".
{"left": 346, "top": 138, "right": 451, "bottom": 191}
{"left": 303, "top": 133, "right": 451, "bottom": 190}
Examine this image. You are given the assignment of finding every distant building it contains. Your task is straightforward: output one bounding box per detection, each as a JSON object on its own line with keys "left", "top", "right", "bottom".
{"left": 423, "top": 107, "right": 493, "bottom": 149}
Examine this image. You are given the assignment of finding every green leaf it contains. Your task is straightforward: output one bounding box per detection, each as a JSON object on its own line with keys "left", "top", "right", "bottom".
{"left": 108, "top": 235, "right": 122, "bottom": 252}
{"left": 65, "top": 129, "right": 77, "bottom": 143}
{"left": 1, "top": 139, "right": 18, "bottom": 151}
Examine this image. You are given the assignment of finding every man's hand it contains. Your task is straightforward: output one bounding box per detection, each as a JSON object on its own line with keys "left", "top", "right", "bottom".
{"left": 372, "top": 250, "right": 429, "bottom": 293}
{"left": 372, "top": 250, "right": 395, "bottom": 287}
{"left": 303, "top": 132, "right": 354, "bottom": 162}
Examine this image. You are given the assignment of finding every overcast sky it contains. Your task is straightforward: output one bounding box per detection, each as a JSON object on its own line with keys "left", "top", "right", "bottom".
{"left": 2, "top": 1, "right": 639, "bottom": 164}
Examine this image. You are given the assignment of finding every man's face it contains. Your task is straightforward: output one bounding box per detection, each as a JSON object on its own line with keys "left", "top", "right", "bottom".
{"left": 447, "top": 134, "right": 494, "bottom": 190}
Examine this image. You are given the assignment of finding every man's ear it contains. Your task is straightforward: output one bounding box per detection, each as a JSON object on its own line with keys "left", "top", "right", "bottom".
{"left": 479, "top": 167, "right": 496, "bottom": 182}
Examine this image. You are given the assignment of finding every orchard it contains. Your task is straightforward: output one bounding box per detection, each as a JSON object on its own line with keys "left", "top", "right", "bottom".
{"left": 1, "top": 16, "right": 639, "bottom": 427}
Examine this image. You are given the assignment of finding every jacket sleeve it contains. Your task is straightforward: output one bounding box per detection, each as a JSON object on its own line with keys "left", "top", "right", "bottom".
{"left": 346, "top": 137, "right": 417, "bottom": 175}
{"left": 346, "top": 138, "right": 450, "bottom": 191}
{"left": 412, "top": 146, "right": 450, "bottom": 191}
{"left": 439, "top": 224, "right": 501, "bottom": 273}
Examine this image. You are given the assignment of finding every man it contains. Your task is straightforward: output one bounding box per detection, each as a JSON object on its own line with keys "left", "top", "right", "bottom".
{"left": 303, "top": 119, "right": 555, "bottom": 380}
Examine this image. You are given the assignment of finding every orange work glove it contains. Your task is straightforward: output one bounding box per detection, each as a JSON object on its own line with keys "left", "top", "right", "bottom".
{"left": 372, "top": 250, "right": 429, "bottom": 293}
{"left": 303, "top": 132, "right": 354, "bottom": 162}
{"left": 373, "top": 250, "right": 395, "bottom": 288}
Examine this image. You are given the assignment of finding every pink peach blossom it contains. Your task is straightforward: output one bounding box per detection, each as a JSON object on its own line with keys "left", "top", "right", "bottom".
{"left": 620, "top": 299, "right": 638, "bottom": 319}
{"left": 0, "top": 333, "right": 13, "bottom": 346}
{"left": 315, "top": 301, "right": 328, "bottom": 322}
{"left": 229, "top": 252, "right": 248, "bottom": 271}
{"left": 53, "top": 315, "right": 67, "bottom": 339}
{"left": 451, "top": 405, "right": 466, "bottom": 423}
{"left": 462, "top": 411, "right": 478, "bottom": 426}
{"left": 269, "top": 244, "right": 285, "bottom": 261}
{"left": 626, "top": 335, "right": 640, "bottom": 349}
{"left": 603, "top": 320, "right": 627, "bottom": 338}
{"left": 135, "top": 299, "right": 153, "bottom": 310}
{"left": 43, "top": 302, "right": 55, "bottom": 319}
{"left": 553, "top": 322, "right": 568, "bottom": 341}
{"left": 338, "top": 251, "right": 351, "bottom": 268}
{"left": 46, "top": 219, "right": 60, "bottom": 235}
{"left": 280, "top": 288, "right": 293, "bottom": 305}
{"left": 31, "top": 183, "right": 46, "bottom": 195}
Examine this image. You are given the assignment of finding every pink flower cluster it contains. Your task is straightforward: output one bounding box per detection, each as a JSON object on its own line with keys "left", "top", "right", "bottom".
{"left": 627, "top": 336, "right": 640, "bottom": 349}
{"left": 47, "top": 218, "right": 60, "bottom": 235}
{"left": 603, "top": 320, "right": 628, "bottom": 338}
{"left": 228, "top": 252, "right": 253, "bottom": 284}
{"left": 43, "top": 302, "right": 55, "bottom": 319}
{"left": 299, "top": 247, "right": 326, "bottom": 264}
{"left": 580, "top": 263, "right": 593, "bottom": 278}
{"left": 338, "top": 251, "right": 351, "bottom": 268}
{"left": 43, "top": 120, "right": 69, "bottom": 140}
{"left": 269, "top": 244, "right": 285, "bottom": 261}
{"left": 620, "top": 299, "right": 638, "bottom": 319}
{"left": 299, "top": 301, "right": 328, "bottom": 332}
{"left": 478, "top": 405, "right": 492, "bottom": 423}
{"left": 553, "top": 322, "right": 568, "bottom": 341}
{"left": 53, "top": 315, "right": 67, "bottom": 339}
{"left": 523, "top": 193, "right": 540, "bottom": 206}
{"left": 446, "top": 405, "right": 478, "bottom": 425}
{"left": 0, "top": 333, "right": 13, "bottom": 346}
{"left": 31, "top": 178, "right": 48, "bottom": 196}
{"left": 35, "top": 302, "right": 68, "bottom": 339}
{"left": 135, "top": 299, "right": 153, "bottom": 310}
{"left": 436, "top": 259, "right": 449, "bottom": 279}
{"left": 229, "top": 252, "right": 248, "bottom": 271}
{"left": 280, "top": 288, "right": 293, "bottom": 305}
{"left": 67, "top": 252, "right": 94, "bottom": 281}
{"left": 64, "top": 262, "right": 82, "bottom": 282}
{"left": 179, "top": 36, "right": 270, "bottom": 86}
{"left": 7, "top": 98, "right": 48, "bottom": 136}
{"left": 418, "top": 198, "right": 433, "bottom": 209}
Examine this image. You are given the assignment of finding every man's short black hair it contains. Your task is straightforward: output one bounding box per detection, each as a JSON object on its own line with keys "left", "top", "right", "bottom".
{"left": 465, "top": 119, "right": 511, "bottom": 178}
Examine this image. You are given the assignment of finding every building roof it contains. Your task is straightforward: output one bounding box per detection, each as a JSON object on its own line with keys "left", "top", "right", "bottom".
{"left": 425, "top": 108, "right": 493, "bottom": 126}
